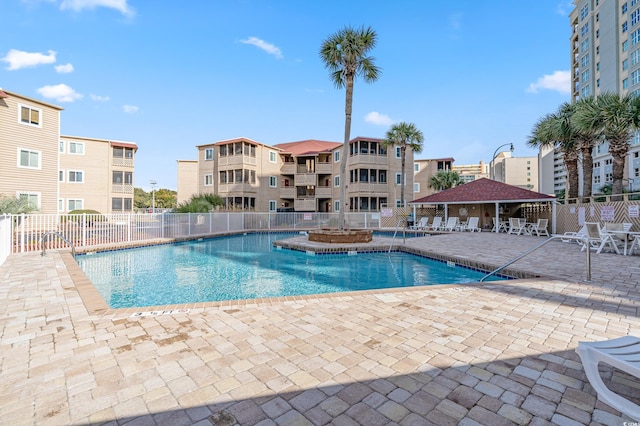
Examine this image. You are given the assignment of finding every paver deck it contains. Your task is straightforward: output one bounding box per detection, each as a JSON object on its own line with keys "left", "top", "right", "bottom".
{"left": 1, "top": 232, "right": 640, "bottom": 425}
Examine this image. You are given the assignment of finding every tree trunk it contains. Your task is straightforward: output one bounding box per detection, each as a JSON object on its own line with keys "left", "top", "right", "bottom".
{"left": 609, "top": 139, "right": 629, "bottom": 202}
{"left": 580, "top": 146, "right": 593, "bottom": 201}
{"left": 566, "top": 158, "right": 580, "bottom": 200}
{"left": 339, "top": 75, "right": 354, "bottom": 230}
{"left": 400, "top": 146, "right": 406, "bottom": 206}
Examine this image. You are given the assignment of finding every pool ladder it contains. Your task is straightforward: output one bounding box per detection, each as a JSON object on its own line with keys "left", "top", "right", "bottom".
{"left": 389, "top": 218, "right": 406, "bottom": 253}
{"left": 480, "top": 234, "right": 591, "bottom": 282}
{"left": 40, "top": 231, "right": 76, "bottom": 257}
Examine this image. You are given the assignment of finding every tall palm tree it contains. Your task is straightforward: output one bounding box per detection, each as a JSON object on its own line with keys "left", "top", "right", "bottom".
{"left": 320, "top": 25, "right": 380, "bottom": 229}
{"left": 574, "top": 92, "right": 637, "bottom": 201}
{"left": 382, "top": 122, "right": 424, "bottom": 206}
{"left": 572, "top": 96, "right": 601, "bottom": 199}
{"left": 528, "top": 107, "right": 580, "bottom": 200}
{"left": 428, "top": 170, "right": 463, "bottom": 191}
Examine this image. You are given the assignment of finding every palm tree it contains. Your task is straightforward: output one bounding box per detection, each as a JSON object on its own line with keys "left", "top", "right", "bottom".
{"left": 527, "top": 106, "right": 580, "bottom": 200}
{"left": 428, "top": 170, "right": 463, "bottom": 191}
{"left": 574, "top": 92, "right": 638, "bottom": 201}
{"left": 382, "top": 122, "right": 424, "bottom": 206}
{"left": 320, "top": 25, "right": 380, "bottom": 229}
{"left": 572, "top": 96, "right": 601, "bottom": 199}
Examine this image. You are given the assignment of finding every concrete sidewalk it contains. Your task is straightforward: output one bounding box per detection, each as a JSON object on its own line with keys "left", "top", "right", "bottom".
{"left": 1, "top": 232, "right": 639, "bottom": 425}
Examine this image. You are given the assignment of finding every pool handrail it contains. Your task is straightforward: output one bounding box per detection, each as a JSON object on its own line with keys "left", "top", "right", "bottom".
{"left": 40, "top": 231, "right": 76, "bottom": 257}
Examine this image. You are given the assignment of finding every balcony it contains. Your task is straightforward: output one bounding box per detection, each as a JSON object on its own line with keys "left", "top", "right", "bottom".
{"left": 348, "top": 182, "right": 390, "bottom": 193}
{"left": 316, "top": 163, "right": 332, "bottom": 173}
{"left": 294, "top": 198, "right": 316, "bottom": 211}
{"left": 112, "top": 158, "right": 134, "bottom": 167}
{"left": 295, "top": 174, "right": 316, "bottom": 186}
{"left": 218, "top": 183, "right": 256, "bottom": 193}
{"left": 111, "top": 183, "right": 134, "bottom": 194}
{"left": 348, "top": 155, "right": 389, "bottom": 166}
{"left": 218, "top": 156, "right": 257, "bottom": 167}
{"left": 316, "top": 187, "right": 332, "bottom": 198}
{"left": 281, "top": 163, "right": 296, "bottom": 174}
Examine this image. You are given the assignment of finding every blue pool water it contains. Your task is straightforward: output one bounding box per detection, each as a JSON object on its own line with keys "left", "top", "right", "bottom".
{"left": 76, "top": 232, "right": 503, "bottom": 308}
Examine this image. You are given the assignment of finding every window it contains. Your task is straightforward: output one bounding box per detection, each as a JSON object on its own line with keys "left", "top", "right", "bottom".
{"left": 581, "top": 22, "right": 589, "bottom": 37}
{"left": 205, "top": 148, "right": 214, "bottom": 160}
{"left": 581, "top": 69, "right": 590, "bottom": 81}
{"left": 632, "top": 49, "right": 640, "bottom": 65}
{"left": 59, "top": 141, "right": 65, "bottom": 153}
{"left": 59, "top": 170, "right": 64, "bottom": 182}
{"left": 633, "top": 9, "right": 640, "bottom": 25}
{"left": 623, "top": 59, "right": 629, "bottom": 70}
{"left": 414, "top": 163, "right": 419, "bottom": 172}
{"left": 58, "top": 199, "right": 64, "bottom": 212}
{"left": 623, "top": 2, "right": 629, "bottom": 14}
{"left": 219, "top": 171, "right": 227, "bottom": 183}
{"left": 623, "top": 22, "right": 629, "bottom": 33}
{"left": 112, "top": 171, "right": 132, "bottom": 184}
{"left": 18, "top": 148, "right": 40, "bottom": 169}
{"left": 204, "top": 174, "right": 213, "bottom": 186}
{"left": 594, "top": 175, "right": 601, "bottom": 184}
{"left": 414, "top": 183, "right": 420, "bottom": 193}
{"left": 334, "top": 175, "right": 340, "bottom": 187}
{"left": 269, "top": 151, "right": 277, "bottom": 163}
{"left": 68, "top": 142, "right": 84, "bottom": 154}
{"left": 68, "top": 170, "right": 83, "bottom": 183}
{"left": 632, "top": 29, "right": 640, "bottom": 45}
{"left": 581, "top": 38, "right": 590, "bottom": 52}
{"left": 334, "top": 151, "right": 340, "bottom": 162}
{"left": 334, "top": 200, "right": 340, "bottom": 212}
{"left": 19, "top": 105, "right": 41, "bottom": 127}
{"left": 395, "top": 173, "right": 402, "bottom": 185}
{"left": 219, "top": 145, "right": 227, "bottom": 156}
{"left": 633, "top": 69, "right": 640, "bottom": 85}
{"left": 605, "top": 173, "right": 613, "bottom": 182}
{"left": 580, "top": 4, "right": 589, "bottom": 20}
{"left": 635, "top": 167, "right": 639, "bottom": 177}
{"left": 67, "top": 199, "right": 83, "bottom": 211}
{"left": 395, "top": 147, "right": 401, "bottom": 158}
{"left": 581, "top": 84, "right": 591, "bottom": 97}
{"left": 111, "top": 197, "right": 132, "bottom": 211}
{"left": 269, "top": 176, "right": 277, "bottom": 187}
{"left": 623, "top": 40, "right": 629, "bottom": 51}
{"left": 18, "top": 192, "right": 39, "bottom": 210}
{"left": 269, "top": 200, "right": 277, "bottom": 212}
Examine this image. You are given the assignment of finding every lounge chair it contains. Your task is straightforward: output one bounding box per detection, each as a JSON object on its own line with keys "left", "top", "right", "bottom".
{"left": 429, "top": 216, "right": 443, "bottom": 230}
{"left": 528, "top": 218, "right": 549, "bottom": 237}
{"left": 442, "top": 217, "right": 459, "bottom": 232}
{"left": 629, "top": 234, "right": 640, "bottom": 255}
{"left": 410, "top": 217, "right": 429, "bottom": 230}
{"left": 507, "top": 218, "right": 526, "bottom": 235}
{"left": 561, "top": 224, "right": 588, "bottom": 243}
{"left": 581, "top": 222, "right": 621, "bottom": 254}
{"left": 460, "top": 217, "right": 480, "bottom": 232}
{"left": 576, "top": 336, "right": 640, "bottom": 420}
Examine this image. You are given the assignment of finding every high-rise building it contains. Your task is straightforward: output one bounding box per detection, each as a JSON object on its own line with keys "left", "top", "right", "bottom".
{"left": 561, "top": 0, "right": 640, "bottom": 194}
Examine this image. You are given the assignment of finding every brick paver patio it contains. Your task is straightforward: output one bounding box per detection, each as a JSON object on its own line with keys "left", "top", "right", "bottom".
{"left": 1, "top": 232, "right": 639, "bottom": 425}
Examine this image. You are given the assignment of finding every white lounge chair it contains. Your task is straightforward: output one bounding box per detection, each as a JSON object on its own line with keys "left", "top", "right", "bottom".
{"left": 429, "top": 216, "right": 443, "bottom": 230}
{"left": 460, "top": 217, "right": 480, "bottom": 232}
{"left": 561, "top": 224, "right": 588, "bottom": 243}
{"left": 507, "top": 218, "right": 526, "bottom": 235}
{"left": 629, "top": 234, "right": 640, "bottom": 255}
{"left": 528, "top": 218, "right": 549, "bottom": 237}
{"left": 410, "top": 217, "right": 429, "bottom": 230}
{"left": 442, "top": 217, "right": 459, "bottom": 232}
{"left": 576, "top": 336, "right": 640, "bottom": 420}
{"left": 581, "top": 222, "right": 621, "bottom": 254}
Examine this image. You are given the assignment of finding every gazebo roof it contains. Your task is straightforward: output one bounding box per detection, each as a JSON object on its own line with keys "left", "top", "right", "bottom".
{"left": 409, "top": 178, "right": 556, "bottom": 205}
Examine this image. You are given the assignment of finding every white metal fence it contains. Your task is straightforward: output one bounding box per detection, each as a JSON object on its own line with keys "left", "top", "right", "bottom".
{"left": 2, "top": 212, "right": 385, "bottom": 256}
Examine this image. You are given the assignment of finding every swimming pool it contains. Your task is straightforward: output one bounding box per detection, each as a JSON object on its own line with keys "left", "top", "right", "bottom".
{"left": 76, "top": 232, "right": 504, "bottom": 308}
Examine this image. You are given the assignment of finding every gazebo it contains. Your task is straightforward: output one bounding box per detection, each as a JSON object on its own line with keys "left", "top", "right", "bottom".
{"left": 408, "top": 178, "right": 557, "bottom": 232}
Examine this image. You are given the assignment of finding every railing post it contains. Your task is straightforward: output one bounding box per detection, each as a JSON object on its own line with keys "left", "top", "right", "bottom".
{"left": 127, "top": 214, "right": 132, "bottom": 242}
{"left": 82, "top": 213, "right": 87, "bottom": 248}
{"left": 188, "top": 213, "right": 192, "bottom": 236}
{"left": 20, "top": 214, "right": 25, "bottom": 253}
{"left": 161, "top": 212, "right": 165, "bottom": 239}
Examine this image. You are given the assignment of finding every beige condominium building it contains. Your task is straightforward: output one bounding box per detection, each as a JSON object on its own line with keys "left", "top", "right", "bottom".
{"left": 178, "top": 136, "right": 415, "bottom": 212}
{"left": 0, "top": 88, "right": 137, "bottom": 214}
{"left": 0, "top": 89, "right": 63, "bottom": 214}
{"left": 412, "top": 158, "right": 454, "bottom": 200}
{"left": 548, "top": 0, "right": 640, "bottom": 196}
{"left": 452, "top": 161, "right": 489, "bottom": 183}
{"left": 59, "top": 135, "right": 138, "bottom": 214}
{"left": 491, "top": 152, "right": 539, "bottom": 191}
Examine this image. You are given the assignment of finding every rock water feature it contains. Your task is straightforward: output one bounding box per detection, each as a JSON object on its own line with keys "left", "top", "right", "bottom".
{"left": 307, "top": 229, "right": 373, "bottom": 244}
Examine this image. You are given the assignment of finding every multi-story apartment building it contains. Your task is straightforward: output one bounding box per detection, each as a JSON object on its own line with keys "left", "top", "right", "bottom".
{"left": 179, "top": 136, "right": 415, "bottom": 212}
{"left": 412, "top": 158, "right": 454, "bottom": 200}
{"left": 59, "top": 135, "right": 138, "bottom": 213}
{"left": 491, "top": 152, "right": 539, "bottom": 191}
{"left": 546, "top": 0, "right": 640, "bottom": 196}
{"left": 452, "top": 161, "right": 489, "bottom": 183}
{"left": 0, "top": 89, "right": 138, "bottom": 214}
{"left": 0, "top": 89, "right": 63, "bottom": 214}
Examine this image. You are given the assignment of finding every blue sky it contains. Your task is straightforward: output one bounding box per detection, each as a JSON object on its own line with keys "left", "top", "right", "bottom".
{"left": 2, "top": 0, "right": 574, "bottom": 191}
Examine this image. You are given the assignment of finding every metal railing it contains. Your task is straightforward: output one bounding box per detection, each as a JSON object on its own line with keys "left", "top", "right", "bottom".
{"left": 40, "top": 231, "right": 76, "bottom": 257}
{"left": 480, "top": 235, "right": 591, "bottom": 282}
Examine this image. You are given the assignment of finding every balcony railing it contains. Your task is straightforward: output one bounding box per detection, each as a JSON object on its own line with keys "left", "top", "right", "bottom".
{"left": 218, "top": 156, "right": 257, "bottom": 167}
{"left": 111, "top": 183, "right": 134, "bottom": 194}
{"left": 280, "top": 187, "right": 295, "bottom": 198}
{"left": 295, "top": 174, "right": 316, "bottom": 186}
{"left": 218, "top": 183, "right": 256, "bottom": 193}
{"left": 294, "top": 198, "right": 316, "bottom": 211}
{"left": 112, "top": 158, "right": 134, "bottom": 167}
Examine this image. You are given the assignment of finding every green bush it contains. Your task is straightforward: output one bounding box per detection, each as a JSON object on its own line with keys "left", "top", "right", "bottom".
{"left": 61, "top": 210, "right": 106, "bottom": 224}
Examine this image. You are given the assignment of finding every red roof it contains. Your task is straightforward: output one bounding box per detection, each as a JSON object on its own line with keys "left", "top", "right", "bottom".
{"left": 410, "top": 178, "right": 555, "bottom": 204}
{"left": 274, "top": 140, "right": 341, "bottom": 156}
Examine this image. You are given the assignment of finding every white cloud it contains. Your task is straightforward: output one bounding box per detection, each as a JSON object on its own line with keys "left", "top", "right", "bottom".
{"left": 123, "top": 104, "right": 139, "bottom": 113}
{"left": 240, "top": 37, "right": 283, "bottom": 59}
{"left": 55, "top": 63, "right": 74, "bottom": 73}
{"left": 2, "top": 49, "right": 56, "bottom": 70}
{"left": 36, "top": 84, "right": 83, "bottom": 102}
{"left": 526, "top": 70, "right": 571, "bottom": 94}
{"left": 60, "top": 0, "right": 134, "bottom": 17}
{"left": 364, "top": 111, "right": 394, "bottom": 126}
{"left": 90, "top": 93, "right": 109, "bottom": 101}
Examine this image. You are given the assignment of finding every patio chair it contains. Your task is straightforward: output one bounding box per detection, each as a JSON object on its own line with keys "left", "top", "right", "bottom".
{"left": 528, "top": 218, "right": 549, "bottom": 237}
{"left": 561, "top": 224, "right": 588, "bottom": 243}
{"left": 507, "top": 218, "right": 526, "bottom": 235}
{"left": 410, "top": 217, "right": 429, "bottom": 230}
{"left": 460, "top": 217, "right": 480, "bottom": 232}
{"left": 629, "top": 234, "right": 640, "bottom": 255}
{"left": 442, "top": 217, "right": 459, "bottom": 231}
{"left": 429, "top": 216, "right": 443, "bottom": 230}
{"left": 581, "top": 222, "right": 621, "bottom": 254}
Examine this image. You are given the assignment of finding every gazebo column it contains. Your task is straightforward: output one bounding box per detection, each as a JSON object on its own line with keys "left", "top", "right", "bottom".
{"left": 494, "top": 201, "right": 500, "bottom": 233}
